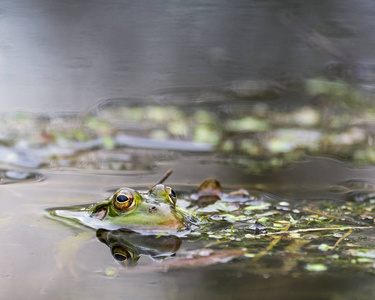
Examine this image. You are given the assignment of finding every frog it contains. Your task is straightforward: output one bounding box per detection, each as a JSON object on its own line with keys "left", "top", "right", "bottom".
{"left": 48, "top": 177, "right": 266, "bottom": 269}
{"left": 48, "top": 183, "right": 196, "bottom": 235}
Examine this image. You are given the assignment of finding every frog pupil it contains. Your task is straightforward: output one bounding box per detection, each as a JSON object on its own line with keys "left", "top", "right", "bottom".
{"left": 117, "top": 194, "right": 129, "bottom": 202}
{"left": 170, "top": 189, "right": 176, "bottom": 198}
{"left": 114, "top": 253, "right": 127, "bottom": 262}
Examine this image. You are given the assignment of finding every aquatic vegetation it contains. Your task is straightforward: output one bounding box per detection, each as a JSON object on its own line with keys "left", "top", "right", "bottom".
{"left": 0, "top": 73, "right": 375, "bottom": 174}
{"left": 47, "top": 175, "right": 375, "bottom": 276}
{"left": 3, "top": 74, "right": 375, "bottom": 275}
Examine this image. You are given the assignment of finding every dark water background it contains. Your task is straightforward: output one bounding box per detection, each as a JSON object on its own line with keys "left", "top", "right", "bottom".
{"left": 1, "top": 0, "right": 374, "bottom": 112}
{"left": 1, "top": 0, "right": 375, "bottom": 299}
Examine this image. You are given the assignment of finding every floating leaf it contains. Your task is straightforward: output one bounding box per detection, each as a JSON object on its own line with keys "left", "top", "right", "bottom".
{"left": 194, "top": 125, "right": 220, "bottom": 144}
{"left": 244, "top": 253, "right": 256, "bottom": 258}
{"left": 226, "top": 117, "right": 270, "bottom": 132}
{"left": 104, "top": 268, "right": 118, "bottom": 277}
{"left": 356, "top": 258, "right": 374, "bottom": 263}
{"left": 318, "top": 243, "right": 332, "bottom": 251}
{"left": 245, "top": 203, "right": 271, "bottom": 212}
{"left": 305, "top": 263, "right": 328, "bottom": 272}
{"left": 352, "top": 250, "right": 375, "bottom": 259}
{"left": 197, "top": 200, "right": 239, "bottom": 213}
{"left": 101, "top": 136, "right": 115, "bottom": 150}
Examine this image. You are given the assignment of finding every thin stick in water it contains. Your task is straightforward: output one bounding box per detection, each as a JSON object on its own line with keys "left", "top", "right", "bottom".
{"left": 155, "top": 169, "right": 173, "bottom": 185}
{"left": 331, "top": 228, "right": 353, "bottom": 250}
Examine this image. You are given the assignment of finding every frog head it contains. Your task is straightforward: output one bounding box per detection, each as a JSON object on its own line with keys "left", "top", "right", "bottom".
{"left": 49, "top": 184, "right": 189, "bottom": 234}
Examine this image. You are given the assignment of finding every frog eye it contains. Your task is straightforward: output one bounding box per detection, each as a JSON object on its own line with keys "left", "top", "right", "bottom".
{"left": 113, "top": 189, "right": 136, "bottom": 212}
{"left": 111, "top": 246, "right": 132, "bottom": 266}
{"left": 166, "top": 187, "right": 177, "bottom": 204}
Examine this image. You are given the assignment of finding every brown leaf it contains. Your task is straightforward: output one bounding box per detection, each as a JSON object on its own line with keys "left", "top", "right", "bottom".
{"left": 197, "top": 178, "right": 222, "bottom": 196}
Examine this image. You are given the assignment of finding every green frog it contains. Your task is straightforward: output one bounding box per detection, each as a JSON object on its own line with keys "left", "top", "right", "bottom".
{"left": 48, "top": 177, "right": 262, "bottom": 268}
{"left": 49, "top": 183, "right": 195, "bottom": 234}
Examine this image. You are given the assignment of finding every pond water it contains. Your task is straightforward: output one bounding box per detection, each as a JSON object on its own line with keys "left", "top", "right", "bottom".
{"left": 2, "top": 158, "right": 375, "bottom": 299}
{"left": 2, "top": 0, "right": 375, "bottom": 299}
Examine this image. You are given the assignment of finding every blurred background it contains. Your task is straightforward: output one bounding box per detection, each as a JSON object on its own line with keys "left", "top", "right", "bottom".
{"left": 1, "top": 0, "right": 374, "bottom": 112}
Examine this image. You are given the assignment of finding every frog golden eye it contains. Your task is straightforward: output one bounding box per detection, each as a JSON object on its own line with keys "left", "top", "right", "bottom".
{"left": 111, "top": 246, "right": 132, "bottom": 266}
{"left": 166, "top": 187, "right": 177, "bottom": 204}
{"left": 113, "top": 189, "right": 136, "bottom": 212}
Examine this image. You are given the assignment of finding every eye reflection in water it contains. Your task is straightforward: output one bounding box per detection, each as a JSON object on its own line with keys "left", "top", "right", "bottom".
{"left": 96, "top": 229, "right": 181, "bottom": 267}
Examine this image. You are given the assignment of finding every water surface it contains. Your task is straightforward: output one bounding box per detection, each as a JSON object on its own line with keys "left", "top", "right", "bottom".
{"left": 2, "top": 1, "right": 375, "bottom": 299}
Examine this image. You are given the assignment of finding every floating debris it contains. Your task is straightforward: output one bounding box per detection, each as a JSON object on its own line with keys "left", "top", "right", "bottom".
{"left": 0, "top": 169, "right": 44, "bottom": 184}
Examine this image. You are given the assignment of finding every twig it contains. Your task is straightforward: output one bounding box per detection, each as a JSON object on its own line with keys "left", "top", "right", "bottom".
{"left": 253, "top": 223, "right": 291, "bottom": 261}
{"left": 155, "top": 169, "right": 173, "bottom": 185}
{"left": 301, "top": 207, "right": 369, "bottom": 226}
{"left": 204, "top": 240, "right": 232, "bottom": 248}
{"left": 331, "top": 228, "right": 353, "bottom": 250}
{"left": 301, "top": 207, "right": 345, "bottom": 221}
{"left": 254, "top": 226, "right": 372, "bottom": 238}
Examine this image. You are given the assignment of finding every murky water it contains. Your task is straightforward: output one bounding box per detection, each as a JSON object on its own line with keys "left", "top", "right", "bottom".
{"left": 0, "top": 158, "right": 375, "bottom": 299}
{"left": 2, "top": 0, "right": 375, "bottom": 299}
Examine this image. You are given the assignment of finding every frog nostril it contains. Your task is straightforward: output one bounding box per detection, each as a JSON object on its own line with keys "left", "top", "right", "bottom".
{"left": 149, "top": 206, "right": 158, "bottom": 213}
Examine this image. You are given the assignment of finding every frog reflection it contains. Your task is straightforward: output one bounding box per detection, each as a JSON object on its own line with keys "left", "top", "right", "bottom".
{"left": 96, "top": 229, "right": 181, "bottom": 266}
